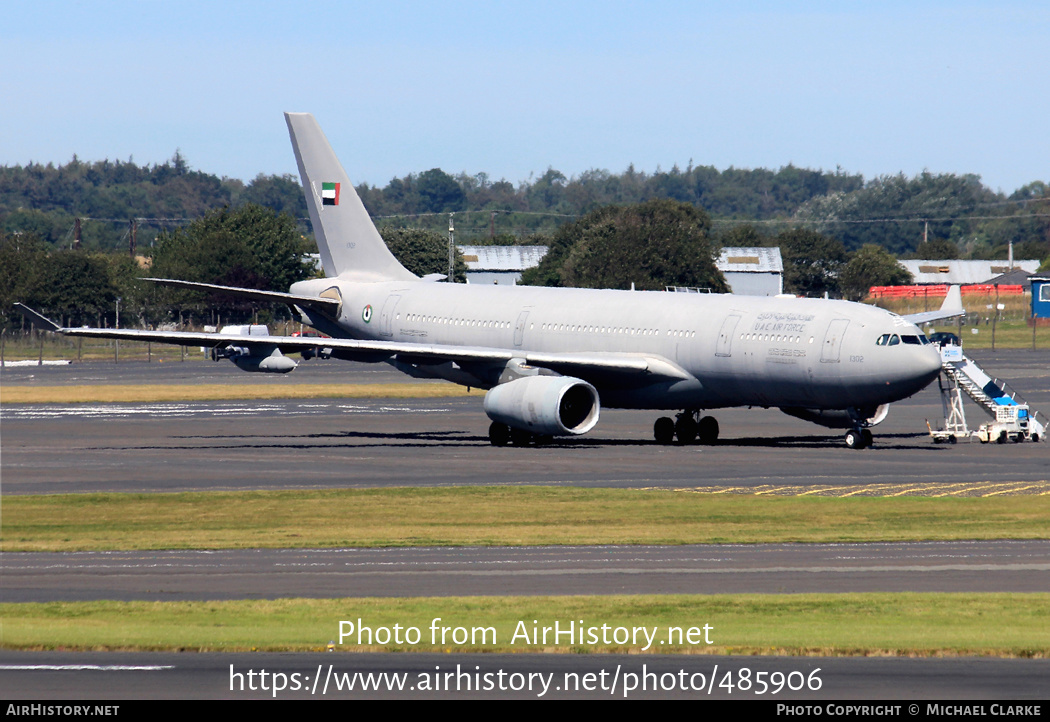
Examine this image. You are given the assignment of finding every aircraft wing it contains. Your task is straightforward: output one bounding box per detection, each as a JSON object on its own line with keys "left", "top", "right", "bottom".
{"left": 141, "top": 278, "right": 342, "bottom": 316}
{"left": 14, "top": 304, "right": 693, "bottom": 384}
{"left": 901, "top": 285, "right": 965, "bottom": 326}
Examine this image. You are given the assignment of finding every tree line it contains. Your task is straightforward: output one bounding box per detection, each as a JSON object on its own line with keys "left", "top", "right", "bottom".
{"left": 0, "top": 204, "right": 468, "bottom": 332}
{"left": 525, "top": 200, "right": 910, "bottom": 302}
{"left": 3, "top": 153, "right": 1046, "bottom": 262}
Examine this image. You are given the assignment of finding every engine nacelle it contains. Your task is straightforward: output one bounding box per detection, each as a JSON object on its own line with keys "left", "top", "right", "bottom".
{"left": 483, "top": 375, "right": 600, "bottom": 436}
{"left": 780, "top": 404, "right": 890, "bottom": 429}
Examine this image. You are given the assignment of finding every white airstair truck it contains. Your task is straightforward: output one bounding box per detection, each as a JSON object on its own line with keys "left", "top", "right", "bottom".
{"left": 930, "top": 341, "right": 1044, "bottom": 444}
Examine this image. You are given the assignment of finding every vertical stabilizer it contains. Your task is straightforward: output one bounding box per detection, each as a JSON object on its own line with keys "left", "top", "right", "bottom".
{"left": 285, "top": 112, "right": 417, "bottom": 282}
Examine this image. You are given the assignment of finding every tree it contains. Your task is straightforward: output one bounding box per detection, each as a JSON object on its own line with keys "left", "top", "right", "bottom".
{"left": 777, "top": 228, "right": 848, "bottom": 298}
{"left": 839, "top": 245, "right": 912, "bottom": 301}
{"left": 149, "top": 204, "right": 312, "bottom": 318}
{"left": 29, "top": 251, "right": 118, "bottom": 326}
{"left": 415, "top": 169, "right": 466, "bottom": 213}
{"left": 239, "top": 173, "right": 309, "bottom": 218}
{"left": 521, "top": 199, "right": 727, "bottom": 292}
{"left": 379, "top": 228, "right": 466, "bottom": 282}
{"left": 717, "top": 223, "right": 769, "bottom": 248}
{"left": 0, "top": 232, "right": 48, "bottom": 323}
{"left": 794, "top": 172, "right": 997, "bottom": 254}
{"left": 913, "top": 237, "right": 959, "bottom": 259}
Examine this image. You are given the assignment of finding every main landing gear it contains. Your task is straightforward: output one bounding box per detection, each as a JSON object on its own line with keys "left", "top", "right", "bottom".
{"left": 654, "top": 410, "right": 719, "bottom": 445}
{"left": 844, "top": 427, "right": 874, "bottom": 450}
{"left": 488, "top": 422, "right": 552, "bottom": 447}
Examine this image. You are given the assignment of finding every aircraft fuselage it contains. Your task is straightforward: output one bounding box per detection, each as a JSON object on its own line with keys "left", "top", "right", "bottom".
{"left": 291, "top": 277, "right": 942, "bottom": 413}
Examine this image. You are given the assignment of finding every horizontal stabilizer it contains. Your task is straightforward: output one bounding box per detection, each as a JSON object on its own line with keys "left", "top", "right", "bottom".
{"left": 142, "top": 278, "right": 341, "bottom": 315}
{"left": 13, "top": 303, "right": 61, "bottom": 332}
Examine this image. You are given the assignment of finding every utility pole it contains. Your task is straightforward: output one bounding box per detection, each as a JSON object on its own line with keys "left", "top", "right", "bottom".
{"left": 114, "top": 297, "right": 121, "bottom": 364}
{"left": 129, "top": 219, "right": 137, "bottom": 258}
{"left": 992, "top": 284, "right": 999, "bottom": 350}
{"left": 448, "top": 212, "right": 455, "bottom": 283}
{"left": 73, "top": 218, "right": 82, "bottom": 250}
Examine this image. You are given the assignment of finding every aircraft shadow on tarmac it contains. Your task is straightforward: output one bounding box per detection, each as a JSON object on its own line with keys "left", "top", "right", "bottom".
{"left": 112, "top": 429, "right": 945, "bottom": 451}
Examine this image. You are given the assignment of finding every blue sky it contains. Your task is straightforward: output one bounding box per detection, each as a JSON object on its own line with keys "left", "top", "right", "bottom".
{"left": 2, "top": 1, "right": 1047, "bottom": 194}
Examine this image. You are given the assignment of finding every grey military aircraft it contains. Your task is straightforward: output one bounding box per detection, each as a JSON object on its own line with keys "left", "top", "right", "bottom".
{"left": 18, "top": 113, "right": 963, "bottom": 449}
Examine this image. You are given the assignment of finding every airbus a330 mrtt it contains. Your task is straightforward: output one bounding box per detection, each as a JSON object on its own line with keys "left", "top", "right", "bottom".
{"left": 18, "top": 113, "right": 963, "bottom": 449}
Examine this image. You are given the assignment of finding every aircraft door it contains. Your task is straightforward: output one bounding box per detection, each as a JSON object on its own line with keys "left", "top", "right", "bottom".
{"left": 820, "top": 319, "right": 849, "bottom": 363}
{"left": 513, "top": 309, "right": 530, "bottom": 347}
{"left": 715, "top": 314, "right": 742, "bottom": 357}
{"left": 378, "top": 294, "right": 401, "bottom": 338}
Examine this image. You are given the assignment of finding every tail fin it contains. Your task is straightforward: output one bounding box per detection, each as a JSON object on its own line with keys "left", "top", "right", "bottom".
{"left": 285, "top": 112, "right": 417, "bottom": 282}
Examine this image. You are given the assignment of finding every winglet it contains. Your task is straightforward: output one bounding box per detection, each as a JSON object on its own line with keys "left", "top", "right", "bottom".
{"left": 941, "top": 285, "right": 963, "bottom": 314}
{"left": 901, "top": 285, "right": 966, "bottom": 326}
{"left": 13, "top": 303, "right": 63, "bottom": 332}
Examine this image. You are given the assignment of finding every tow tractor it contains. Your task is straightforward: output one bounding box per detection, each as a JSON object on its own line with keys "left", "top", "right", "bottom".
{"left": 973, "top": 402, "right": 1037, "bottom": 444}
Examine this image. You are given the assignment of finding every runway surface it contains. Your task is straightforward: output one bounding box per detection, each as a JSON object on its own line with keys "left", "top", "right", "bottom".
{"left": 3, "top": 650, "right": 1048, "bottom": 700}
{"left": 5, "top": 541, "right": 1050, "bottom": 602}
{"left": 2, "top": 351, "right": 1048, "bottom": 496}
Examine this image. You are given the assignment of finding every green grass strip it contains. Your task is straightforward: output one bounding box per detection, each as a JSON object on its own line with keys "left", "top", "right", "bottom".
{"left": 2, "top": 593, "right": 1047, "bottom": 657}
{"left": 4, "top": 488, "right": 1049, "bottom": 552}
{"left": 0, "top": 382, "right": 481, "bottom": 404}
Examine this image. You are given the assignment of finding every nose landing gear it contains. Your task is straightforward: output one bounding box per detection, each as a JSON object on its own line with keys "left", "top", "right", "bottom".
{"left": 844, "top": 427, "right": 874, "bottom": 449}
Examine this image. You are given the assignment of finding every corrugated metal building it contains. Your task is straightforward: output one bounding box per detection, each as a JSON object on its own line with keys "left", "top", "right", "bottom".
{"left": 458, "top": 245, "right": 549, "bottom": 285}
{"left": 899, "top": 259, "right": 1041, "bottom": 285}
{"left": 716, "top": 247, "right": 784, "bottom": 296}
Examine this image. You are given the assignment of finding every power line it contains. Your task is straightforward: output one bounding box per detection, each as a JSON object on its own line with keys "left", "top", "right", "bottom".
{"left": 712, "top": 213, "right": 1050, "bottom": 226}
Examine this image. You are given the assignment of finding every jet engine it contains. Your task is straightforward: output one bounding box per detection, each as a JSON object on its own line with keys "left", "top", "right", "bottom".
{"left": 780, "top": 404, "right": 890, "bottom": 429}
{"left": 483, "top": 375, "right": 600, "bottom": 436}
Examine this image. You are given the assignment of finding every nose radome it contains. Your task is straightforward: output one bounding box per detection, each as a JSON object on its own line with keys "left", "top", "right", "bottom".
{"left": 922, "top": 345, "right": 942, "bottom": 376}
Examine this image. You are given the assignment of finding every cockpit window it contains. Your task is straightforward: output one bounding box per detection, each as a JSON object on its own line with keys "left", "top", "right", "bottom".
{"left": 876, "top": 334, "right": 889, "bottom": 346}
{"left": 888, "top": 334, "right": 900, "bottom": 346}
{"left": 919, "top": 335, "right": 930, "bottom": 345}
{"left": 900, "top": 335, "right": 921, "bottom": 345}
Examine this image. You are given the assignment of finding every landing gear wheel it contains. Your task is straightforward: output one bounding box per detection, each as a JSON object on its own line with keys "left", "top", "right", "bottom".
{"left": 675, "top": 415, "right": 698, "bottom": 445}
{"left": 845, "top": 429, "right": 867, "bottom": 449}
{"left": 654, "top": 417, "right": 675, "bottom": 445}
{"left": 697, "top": 416, "right": 720, "bottom": 445}
{"left": 861, "top": 429, "right": 873, "bottom": 448}
{"left": 489, "top": 422, "right": 510, "bottom": 447}
{"left": 509, "top": 427, "right": 533, "bottom": 446}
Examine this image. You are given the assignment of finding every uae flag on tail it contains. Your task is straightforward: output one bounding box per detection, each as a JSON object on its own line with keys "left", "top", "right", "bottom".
{"left": 321, "top": 182, "right": 340, "bottom": 206}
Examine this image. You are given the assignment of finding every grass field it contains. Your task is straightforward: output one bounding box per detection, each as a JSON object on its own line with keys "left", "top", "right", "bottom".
{"left": 0, "top": 382, "right": 480, "bottom": 404}
{"left": 4, "top": 488, "right": 1050, "bottom": 552}
{"left": 3, "top": 593, "right": 1047, "bottom": 656}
